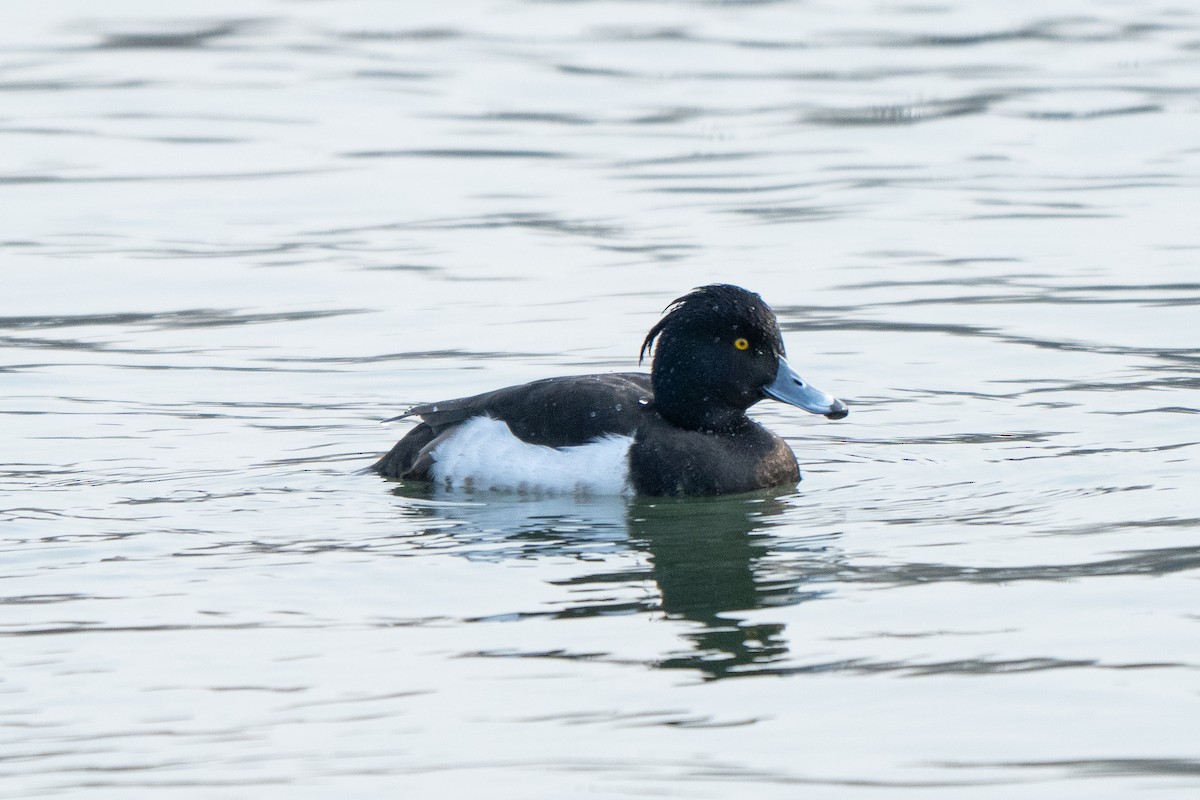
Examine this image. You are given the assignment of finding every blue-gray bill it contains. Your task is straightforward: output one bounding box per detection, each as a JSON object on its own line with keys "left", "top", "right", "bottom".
{"left": 764, "top": 357, "right": 849, "bottom": 420}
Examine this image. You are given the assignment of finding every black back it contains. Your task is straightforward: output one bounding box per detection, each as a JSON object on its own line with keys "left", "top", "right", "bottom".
{"left": 414, "top": 372, "right": 651, "bottom": 446}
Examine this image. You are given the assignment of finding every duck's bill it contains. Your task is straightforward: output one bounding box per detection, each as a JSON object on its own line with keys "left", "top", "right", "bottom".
{"left": 764, "top": 357, "right": 849, "bottom": 420}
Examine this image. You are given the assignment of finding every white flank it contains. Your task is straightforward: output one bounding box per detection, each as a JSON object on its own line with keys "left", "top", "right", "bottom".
{"left": 430, "top": 416, "right": 634, "bottom": 495}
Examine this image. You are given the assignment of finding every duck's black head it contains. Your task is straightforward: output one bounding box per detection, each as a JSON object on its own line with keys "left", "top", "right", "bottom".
{"left": 640, "top": 284, "right": 848, "bottom": 432}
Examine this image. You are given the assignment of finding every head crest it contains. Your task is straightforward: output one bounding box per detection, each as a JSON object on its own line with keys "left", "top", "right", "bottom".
{"left": 639, "top": 284, "right": 780, "bottom": 364}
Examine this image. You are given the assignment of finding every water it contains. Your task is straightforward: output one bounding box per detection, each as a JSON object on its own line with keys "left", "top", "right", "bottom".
{"left": 2, "top": 0, "right": 1198, "bottom": 796}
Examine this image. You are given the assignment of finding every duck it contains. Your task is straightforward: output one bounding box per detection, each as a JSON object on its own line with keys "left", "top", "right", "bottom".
{"left": 372, "top": 284, "right": 847, "bottom": 496}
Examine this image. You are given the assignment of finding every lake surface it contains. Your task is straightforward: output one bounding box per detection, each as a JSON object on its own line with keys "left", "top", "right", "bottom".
{"left": 2, "top": 1, "right": 1199, "bottom": 797}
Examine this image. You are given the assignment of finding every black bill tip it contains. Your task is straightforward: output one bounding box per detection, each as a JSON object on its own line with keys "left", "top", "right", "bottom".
{"left": 823, "top": 399, "right": 849, "bottom": 420}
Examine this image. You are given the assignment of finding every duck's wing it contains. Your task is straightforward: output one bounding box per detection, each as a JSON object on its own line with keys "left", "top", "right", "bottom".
{"left": 382, "top": 391, "right": 505, "bottom": 429}
{"left": 373, "top": 373, "right": 653, "bottom": 479}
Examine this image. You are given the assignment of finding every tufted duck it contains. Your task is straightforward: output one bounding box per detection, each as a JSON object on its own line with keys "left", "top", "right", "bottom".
{"left": 372, "top": 284, "right": 847, "bottom": 496}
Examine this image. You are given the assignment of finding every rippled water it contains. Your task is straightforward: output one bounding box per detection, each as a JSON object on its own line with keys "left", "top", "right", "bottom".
{"left": 3, "top": 1, "right": 1199, "bottom": 797}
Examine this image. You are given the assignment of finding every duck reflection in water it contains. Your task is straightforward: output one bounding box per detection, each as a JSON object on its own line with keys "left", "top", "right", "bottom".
{"left": 390, "top": 486, "right": 835, "bottom": 680}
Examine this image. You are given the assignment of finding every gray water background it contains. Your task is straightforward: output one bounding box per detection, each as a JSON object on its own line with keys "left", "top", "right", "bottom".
{"left": 2, "top": 1, "right": 1199, "bottom": 797}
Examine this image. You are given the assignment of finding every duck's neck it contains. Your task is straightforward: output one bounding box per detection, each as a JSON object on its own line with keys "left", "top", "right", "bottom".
{"left": 652, "top": 392, "right": 753, "bottom": 434}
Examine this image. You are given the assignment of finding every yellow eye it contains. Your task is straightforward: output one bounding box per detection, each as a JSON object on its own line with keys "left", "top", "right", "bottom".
{"left": 734, "top": 337, "right": 750, "bottom": 351}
